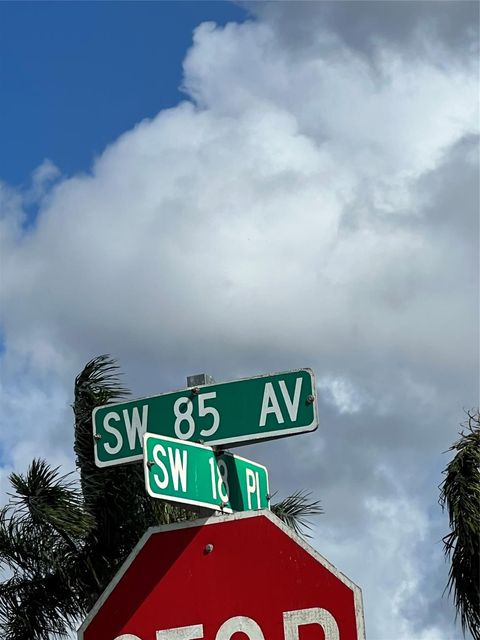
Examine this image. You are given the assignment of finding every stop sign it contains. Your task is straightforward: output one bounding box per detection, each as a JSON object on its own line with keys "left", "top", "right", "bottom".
{"left": 78, "top": 511, "right": 365, "bottom": 640}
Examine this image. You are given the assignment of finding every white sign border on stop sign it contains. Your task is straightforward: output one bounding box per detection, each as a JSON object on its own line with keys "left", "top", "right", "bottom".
{"left": 77, "top": 510, "right": 365, "bottom": 640}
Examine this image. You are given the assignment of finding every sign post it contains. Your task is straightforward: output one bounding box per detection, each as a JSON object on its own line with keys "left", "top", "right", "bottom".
{"left": 93, "top": 368, "right": 318, "bottom": 467}
{"left": 143, "top": 433, "right": 269, "bottom": 513}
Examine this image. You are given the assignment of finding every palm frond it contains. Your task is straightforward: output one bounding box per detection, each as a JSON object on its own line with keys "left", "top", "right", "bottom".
{"left": 271, "top": 490, "right": 323, "bottom": 538}
{"left": 73, "top": 354, "right": 129, "bottom": 416}
{"left": 0, "top": 516, "right": 85, "bottom": 639}
{"left": 0, "top": 508, "right": 60, "bottom": 576}
{"left": 0, "top": 460, "right": 99, "bottom": 637}
{"left": 439, "top": 409, "right": 480, "bottom": 640}
{"left": 7, "top": 459, "right": 94, "bottom": 539}
{"left": 0, "top": 571, "right": 81, "bottom": 640}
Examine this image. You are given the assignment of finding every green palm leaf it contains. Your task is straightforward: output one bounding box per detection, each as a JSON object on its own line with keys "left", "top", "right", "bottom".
{"left": 271, "top": 490, "right": 323, "bottom": 538}
{"left": 440, "top": 410, "right": 480, "bottom": 640}
{"left": 0, "top": 462, "right": 90, "bottom": 639}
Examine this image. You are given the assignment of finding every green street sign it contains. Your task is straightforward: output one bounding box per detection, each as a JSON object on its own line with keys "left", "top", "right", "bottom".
{"left": 143, "top": 433, "right": 270, "bottom": 513}
{"left": 93, "top": 368, "right": 318, "bottom": 468}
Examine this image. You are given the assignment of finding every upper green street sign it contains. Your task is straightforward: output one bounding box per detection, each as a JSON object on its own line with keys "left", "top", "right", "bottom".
{"left": 143, "top": 433, "right": 270, "bottom": 513}
{"left": 93, "top": 368, "right": 318, "bottom": 468}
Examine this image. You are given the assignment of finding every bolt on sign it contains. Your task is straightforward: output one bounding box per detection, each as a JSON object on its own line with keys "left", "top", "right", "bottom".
{"left": 93, "top": 368, "right": 318, "bottom": 468}
{"left": 78, "top": 511, "right": 365, "bottom": 640}
{"left": 143, "top": 434, "right": 269, "bottom": 513}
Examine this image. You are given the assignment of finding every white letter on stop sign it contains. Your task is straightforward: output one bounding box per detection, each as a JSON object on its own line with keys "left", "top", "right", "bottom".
{"left": 152, "top": 607, "right": 340, "bottom": 640}
{"left": 283, "top": 607, "right": 340, "bottom": 640}
{"left": 156, "top": 624, "right": 204, "bottom": 640}
{"left": 216, "top": 616, "right": 265, "bottom": 640}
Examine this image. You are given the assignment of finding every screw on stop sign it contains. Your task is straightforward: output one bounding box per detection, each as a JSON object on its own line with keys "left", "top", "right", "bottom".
{"left": 113, "top": 608, "right": 340, "bottom": 640}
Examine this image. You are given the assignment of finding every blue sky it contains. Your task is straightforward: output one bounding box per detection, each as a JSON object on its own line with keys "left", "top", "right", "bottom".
{"left": 0, "top": 1, "right": 247, "bottom": 186}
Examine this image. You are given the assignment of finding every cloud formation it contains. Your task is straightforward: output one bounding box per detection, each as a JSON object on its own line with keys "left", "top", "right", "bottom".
{"left": 0, "top": 3, "right": 478, "bottom": 638}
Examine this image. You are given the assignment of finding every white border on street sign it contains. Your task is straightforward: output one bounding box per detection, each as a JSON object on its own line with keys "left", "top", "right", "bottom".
{"left": 143, "top": 433, "right": 270, "bottom": 513}
{"left": 143, "top": 434, "right": 233, "bottom": 513}
{"left": 77, "top": 510, "right": 365, "bottom": 640}
{"left": 92, "top": 368, "right": 319, "bottom": 468}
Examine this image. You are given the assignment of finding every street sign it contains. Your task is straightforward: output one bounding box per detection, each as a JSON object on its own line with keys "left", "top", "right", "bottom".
{"left": 78, "top": 511, "right": 365, "bottom": 640}
{"left": 143, "top": 433, "right": 269, "bottom": 513}
{"left": 93, "top": 368, "right": 318, "bottom": 467}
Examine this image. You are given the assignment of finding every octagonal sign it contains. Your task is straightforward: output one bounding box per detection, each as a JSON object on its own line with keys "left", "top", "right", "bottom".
{"left": 78, "top": 511, "right": 365, "bottom": 640}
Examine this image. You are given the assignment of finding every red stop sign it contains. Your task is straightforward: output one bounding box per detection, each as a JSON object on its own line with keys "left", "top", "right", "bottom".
{"left": 78, "top": 511, "right": 364, "bottom": 640}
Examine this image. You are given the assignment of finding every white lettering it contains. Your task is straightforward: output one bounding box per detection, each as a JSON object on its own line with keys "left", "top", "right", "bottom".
{"left": 246, "top": 468, "right": 257, "bottom": 509}
{"left": 198, "top": 392, "right": 220, "bottom": 437}
{"left": 118, "top": 608, "right": 341, "bottom": 640}
{"left": 283, "top": 607, "right": 340, "bottom": 640}
{"left": 217, "top": 459, "right": 229, "bottom": 503}
{"left": 123, "top": 405, "right": 149, "bottom": 450}
{"left": 152, "top": 443, "right": 169, "bottom": 490}
{"left": 259, "top": 383, "right": 284, "bottom": 427}
{"left": 208, "top": 458, "right": 229, "bottom": 502}
{"left": 174, "top": 397, "right": 195, "bottom": 440}
{"left": 216, "top": 616, "right": 265, "bottom": 640}
{"left": 157, "top": 625, "right": 204, "bottom": 640}
{"left": 103, "top": 411, "right": 123, "bottom": 455}
{"left": 209, "top": 457, "right": 217, "bottom": 499}
{"left": 279, "top": 377, "right": 302, "bottom": 422}
{"left": 255, "top": 471, "right": 261, "bottom": 508}
{"left": 168, "top": 447, "right": 188, "bottom": 492}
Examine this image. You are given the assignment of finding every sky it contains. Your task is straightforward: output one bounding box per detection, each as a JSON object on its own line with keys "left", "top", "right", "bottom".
{"left": 0, "top": 1, "right": 479, "bottom": 639}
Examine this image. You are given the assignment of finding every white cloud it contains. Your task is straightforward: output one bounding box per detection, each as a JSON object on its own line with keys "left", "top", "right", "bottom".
{"left": 28, "top": 159, "right": 61, "bottom": 204}
{"left": 318, "top": 376, "right": 367, "bottom": 414}
{"left": 312, "top": 494, "right": 450, "bottom": 640}
{"left": 0, "top": 4, "right": 478, "bottom": 639}
{"left": 183, "top": 20, "right": 477, "bottom": 179}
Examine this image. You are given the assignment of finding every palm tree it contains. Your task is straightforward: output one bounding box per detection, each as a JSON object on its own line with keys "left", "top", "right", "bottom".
{"left": 439, "top": 409, "right": 480, "bottom": 640}
{"left": 0, "top": 355, "right": 321, "bottom": 638}
{"left": 0, "top": 459, "right": 94, "bottom": 639}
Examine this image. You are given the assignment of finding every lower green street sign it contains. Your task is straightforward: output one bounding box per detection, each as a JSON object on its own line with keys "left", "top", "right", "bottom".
{"left": 94, "top": 368, "right": 318, "bottom": 467}
{"left": 143, "top": 433, "right": 270, "bottom": 513}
